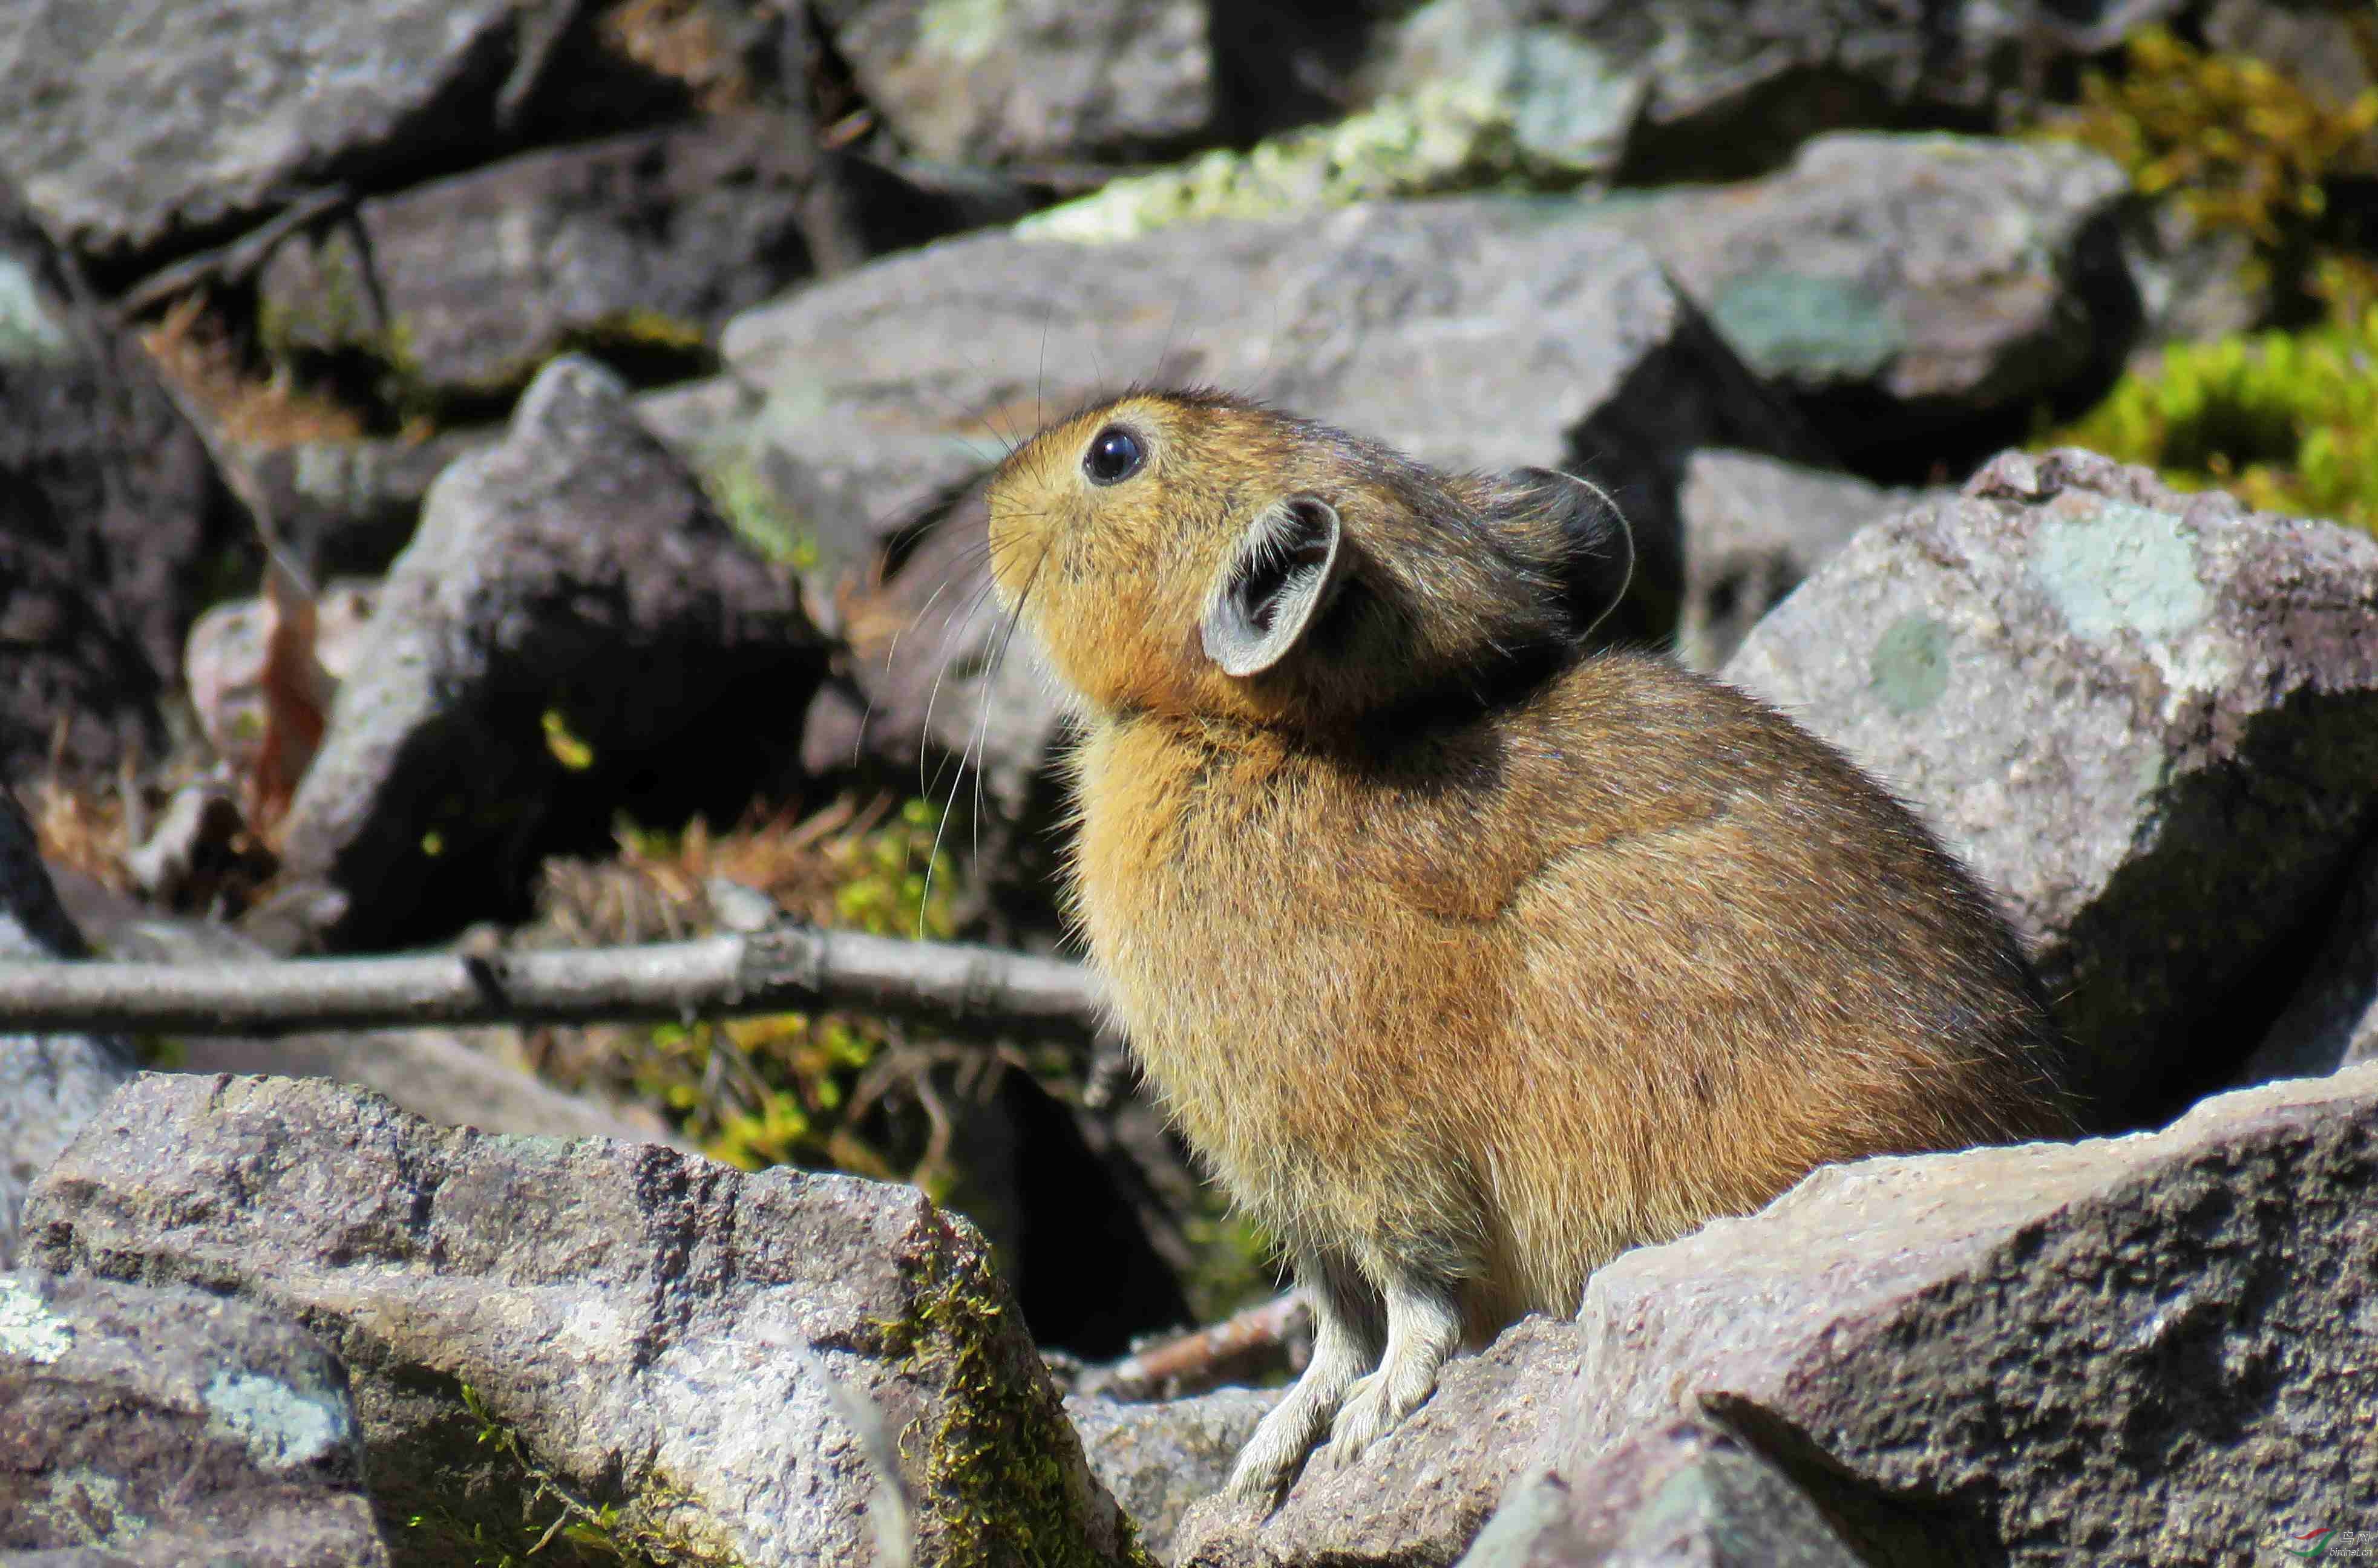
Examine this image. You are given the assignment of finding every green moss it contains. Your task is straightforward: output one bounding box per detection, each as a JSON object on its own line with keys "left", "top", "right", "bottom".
{"left": 405, "top": 1382, "right": 748, "bottom": 1568}
{"left": 701, "top": 454, "right": 819, "bottom": 569}
{"left": 890, "top": 1217, "right": 1155, "bottom": 1568}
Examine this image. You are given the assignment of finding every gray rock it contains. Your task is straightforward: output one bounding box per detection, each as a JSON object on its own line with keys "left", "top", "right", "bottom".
{"left": 255, "top": 115, "right": 831, "bottom": 408}
{"left": 707, "top": 197, "right": 1810, "bottom": 804}
{"left": 1454, "top": 1418, "right": 1864, "bottom": 1568}
{"left": 25, "top": 1073, "right": 1140, "bottom": 1568}
{"left": 0, "top": 0, "right": 583, "bottom": 269}
{"left": 233, "top": 429, "right": 492, "bottom": 580}
{"left": 1067, "top": 1387, "right": 1279, "bottom": 1562}
{"left": 1724, "top": 450, "right": 2378, "bottom": 1122}
{"left": 817, "top": 0, "right": 1214, "bottom": 165}
{"left": 277, "top": 355, "right": 819, "bottom": 950}
{"left": 2239, "top": 835, "right": 2378, "bottom": 1085}
{"left": 1588, "top": 132, "right": 2135, "bottom": 451}
{"left": 1541, "top": 1063, "right": 2378, "bottom": 1566}
{"left": 0, "top": 181, "right": 240, "bottom": 783}
{"left": 1674, "top": 450, "right": 1938, "bottom": 672}
{"left": 0, "top": 790, "right": 133, "bottom": 1272}
{"left": 0, "top": 1270, "right": 387, "bottom": 1567}
{"left": 1173, "top": 1317, "right": 1582, "bottom": 1568}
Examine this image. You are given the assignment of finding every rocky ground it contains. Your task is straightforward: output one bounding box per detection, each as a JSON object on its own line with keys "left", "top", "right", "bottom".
{"left": 5, "top": 1, "right": 2378, "bottom": 1564}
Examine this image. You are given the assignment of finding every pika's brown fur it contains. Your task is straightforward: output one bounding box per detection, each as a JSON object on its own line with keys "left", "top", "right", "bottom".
{"left": 983, "top": 389, "right": 2075, "bottom": 1504}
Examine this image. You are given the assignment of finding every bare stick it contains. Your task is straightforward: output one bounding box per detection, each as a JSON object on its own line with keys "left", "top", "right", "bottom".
{"left": 1083, "top": 1293, "right": 1310, "bottom": 1402}
{"left": 0, "top": 926, "right": 1107, "bottom": 1043}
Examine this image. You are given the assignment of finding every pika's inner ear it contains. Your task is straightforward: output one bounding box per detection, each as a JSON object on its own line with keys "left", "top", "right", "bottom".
{"left": 1200, "top": 494, "right": 1345, "bottom": 678}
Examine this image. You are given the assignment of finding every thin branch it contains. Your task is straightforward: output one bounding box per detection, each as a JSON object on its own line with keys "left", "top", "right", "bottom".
{"left": 0, "top": 926, "right": 1108, "bottom": 1044}
{"left": 114, "top": 185, "right": 353, "bottom": 321}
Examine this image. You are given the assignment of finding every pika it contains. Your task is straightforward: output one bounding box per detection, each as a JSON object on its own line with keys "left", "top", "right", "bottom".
{"left": 983, "top": 389, "right": 2075, "bottom": 1503}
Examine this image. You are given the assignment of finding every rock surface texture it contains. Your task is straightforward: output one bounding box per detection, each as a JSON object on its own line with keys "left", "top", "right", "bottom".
{"left": 0, "top": 789, "right": 133, "bottom": 1272}
{"left": 0, "top": 1270, "right": 388, "bottom": 1567}
{"left": 1726, "top": 449, "right": 2378, "bottom": 1123}
{"left": 24, "top": 1073, "right": 1139, "bottom": 1568}
{"left": 277, "top": 355, "right": 817, "bottom": 949}
{"left": 0, "top": 0, "right": 586, "bottom": 269}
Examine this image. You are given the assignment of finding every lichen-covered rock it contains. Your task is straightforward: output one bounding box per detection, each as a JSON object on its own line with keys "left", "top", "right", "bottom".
{"left": 276, "top": 354, "right": 820, "bottom": 950}
{"left": 0, "top": 789, "right": 133, "bottom": 1272}
{"left": 816, "top": 0, "right": 1213, "bottom": 165}
{"left": 1067, "top": 1387, "right": 1277, "bottom": 1563}
{"left": 0, "top": 0, "right": 586, "bottom": 270}
{"left": 1725, "top": 449, "right": 2378, "bottom": 1122}
{"left": 0, "top": 178, "right": 240, "bottom": 783}
{"left": 707, "top": 197, "right": 1809, "bottom": 806}
{"left": 24, "top": 1073, "right": 1141, "bottom": 1568}
{"left": 0, "top": 1270, "right": 386, "bottom": 1567}
{"left": 1454, "top": 1418, "right": 1864, "bottom": 1568}
{"left": 1674, "top": 450, "right": 1937, "bottom": 671}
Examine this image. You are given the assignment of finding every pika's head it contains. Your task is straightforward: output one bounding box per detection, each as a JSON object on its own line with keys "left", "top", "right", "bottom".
{"left": 984, "top": 388, "right": 1631, "bottom": 730}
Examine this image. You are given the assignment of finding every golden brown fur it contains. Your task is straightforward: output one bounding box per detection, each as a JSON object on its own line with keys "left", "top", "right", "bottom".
{"left": 984, "top": 390, "right": 2074, "bottom": 1503}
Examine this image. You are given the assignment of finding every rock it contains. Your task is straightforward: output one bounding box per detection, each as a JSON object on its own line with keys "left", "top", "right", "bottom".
{"left": 1724, "top": 449, "right": 2378, "bottom": 1123}
{"left": 1535, "top": 1063, "right": 2378, "bottom": 1566}
{"left": 1586, "top": 132, "right": 2137, "bottom": 461}
{"left": 708, "top": 198, "right": 1811, "bottom": 806}
{"left": 1673, "top": 451, "right": 1937, "bottom": 672}
{"left": 0, "top": 0, "right": 588, "bottom": 272}
{"left": 233, "top": 430, "right": 491, "bottom": 580}
{"left": 0, "top": 789, "right": 134, "bottom": 1272}
{"left": 255, "top": 115, "right": 837, "bottom": 410}
{"left": 1066, "top": 1387, "right": 1278, "bottom": 1561}
{"left": 25, "top": 1073, "right": 1140, "bottom": 1568}
{"left": 0, "top": 1270, "right": 387, "bottom": 1567}
{"left": 277, "top": 355, "right": 820, "bottom": 950}
{"left": 817, "top": 0, "right": 1214, "bottom": 165}
{"left": 2238, "top": 836, "right": 2378, "bottom": 1085}
{"left": 0, "top": 179, "right": 241, "bottom": 783}
{"left": 1173, "top": 1317, "right": 1582, "bottom": 1568}
{"left": 1453, "top": 1418, "right": 1864, "bottom": 1568}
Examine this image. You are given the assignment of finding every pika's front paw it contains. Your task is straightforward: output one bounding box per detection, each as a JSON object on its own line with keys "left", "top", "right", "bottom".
{"left": 1312, "top": 1365, "right": 1432, "bottom": 1472}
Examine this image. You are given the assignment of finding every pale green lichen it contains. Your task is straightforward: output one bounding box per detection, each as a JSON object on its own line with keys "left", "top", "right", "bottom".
{"left": 202, "top": 1369, "right": 356, "bottom": 1471}
{"left": 2033, "top": 503, "right": 2209, "bottom": 645}
{"left": 1870, "top": 615, "right": 1954, "bottom": 717}
{"left": 0, "top": 1278, "right": 74, "bottom": 1364}
{"left": 0, "top": 256, "right": 73, "bottom": 366}
{"left": 1708, "top": 273, "right": 1904, "bottom": 385}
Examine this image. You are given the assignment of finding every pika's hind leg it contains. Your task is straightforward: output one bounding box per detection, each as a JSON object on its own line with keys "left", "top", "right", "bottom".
{"left": 1224, "top": 1250, "right": 1382, "bottom": 1506}
{"left": 1310, "top": 1260, "right": 1463, "bottom": 1471}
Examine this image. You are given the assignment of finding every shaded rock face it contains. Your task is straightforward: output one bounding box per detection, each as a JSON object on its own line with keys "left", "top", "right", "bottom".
{"left": 817, "top": 0, "right": 1216, "bottom": 165}
{"left": 2239, "top": 833, "right": 2378, "bottom": 1085}
{"left": 0, "top": 0, "right": 593, "bottom": 273}
{"left": 1590, "top": 132, "right": 2138, "bottom": 465}
{"left": 277, "top": 355, "right": 821, "bottom": 950}
{"left": 24, "top": 1073, "right": 1139, "bottom": 1568}
{"left": 0, "top": 1270, "right": 387, "bottom": 1568}
{"left": 1725, "top": 449, "right": 2378, "bottom": 1126}
{"left": 0, "top": 789, "right": 134, "bottom": 1272}
{"left": 1176, "top": 1065, "right": 2377, "bottom": 1567}
{"left": 707, "top": 198, "right": 1811, "bottom": 805}
{"left": 0, "top": 184, "right": 240, "bottom": 783}
{"left": 256, "top": 115, "right": 833, "bottom": 410}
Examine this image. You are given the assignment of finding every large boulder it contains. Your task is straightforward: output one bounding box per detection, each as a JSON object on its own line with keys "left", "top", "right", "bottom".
{"left": 0, "top": 0, "right": 595, "bottom": 272}
{"left": 1174, "top": 1064, "right": 2378, "bottom": 1566}
{"left": 0, "top": 789, "right": 133, "bottom": 1271}
{"left": 0, "top": 1270, "right": 387, "bottom": 1567}
{"left": 275, "top": 355, "right": 821, "bottom": 950}
{"left": 24, "top": 1073, "right": 1141, "bottom": 1568}
{"left": 1724, "top": 450, "right": 2378, "bottom": 1125}
{"left": 0, "top": 181, "right": 240, "bottom": 783}
{"left": 699, "top": 197, "right": 1812, "bottom": 806}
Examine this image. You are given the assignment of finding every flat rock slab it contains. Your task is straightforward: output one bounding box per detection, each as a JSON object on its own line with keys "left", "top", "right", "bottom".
{"left": 1067, "top": 1386, "right": 1277, "bottom": 1563}
{"left": 0, "top": 1270, "right": 387, "bottom": 1567}
{"left": 0, "top": 0, "right": 581, "bottom": 269}
{"left": 1546, "top": 1063, "right": 2378, "bottom": 1565}
{"left": 1725, "top": 449, "right": 2378, "bottom": 1121}
{"left": 277, "top": 355, "right": 818, "bottom": 950}
{"left": 24, "top": 1073, "right": 1137, "bottom": 1568}
{"left": 706, "top": 196, "right": 1808, "bottom": 802}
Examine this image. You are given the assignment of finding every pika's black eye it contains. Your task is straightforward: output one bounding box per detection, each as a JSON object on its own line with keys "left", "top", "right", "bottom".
{"left": 1083, "top": 425, "right": 1144, "bottom": 485}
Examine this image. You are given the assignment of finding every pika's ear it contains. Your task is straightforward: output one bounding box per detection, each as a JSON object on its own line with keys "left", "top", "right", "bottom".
{"left": 1499, "top": 468, "right": 1634, "bottom": 639}
{"left": 1201, "top": 494, "right": 1346, "bottom": 678}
